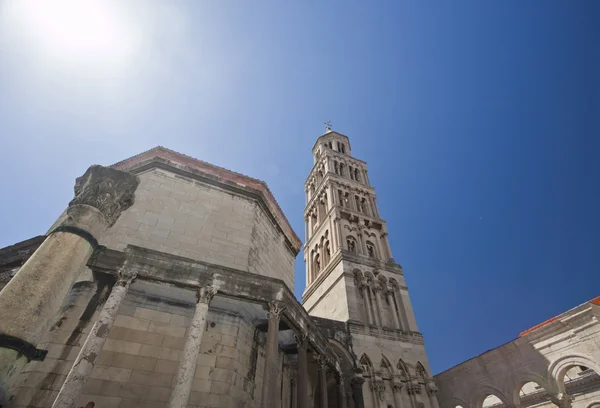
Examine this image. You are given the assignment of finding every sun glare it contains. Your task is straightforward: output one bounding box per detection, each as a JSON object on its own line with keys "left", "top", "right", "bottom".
{"left": 13, "top": 0, "right": 134, "bottom": 63}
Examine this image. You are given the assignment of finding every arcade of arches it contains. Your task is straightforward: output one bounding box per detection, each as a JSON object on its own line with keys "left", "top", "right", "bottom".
{"left": 434, "top": 297, "right": 600, "bottom": 408}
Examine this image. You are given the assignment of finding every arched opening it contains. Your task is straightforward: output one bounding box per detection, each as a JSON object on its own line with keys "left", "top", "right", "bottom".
{"left": 346, "top": 236, "right": 357, "bottom": 254}
{"left": 482, "top": 394, "right": 503, "bottom": 408}
{"left": 550, "top": 355, "right": 600, "bottom": 400}
{"left": 366, "top": 241, "right": 378, "bottom": 259}
{"left": 517, "top": 381, "right": 547, "bottom": 407}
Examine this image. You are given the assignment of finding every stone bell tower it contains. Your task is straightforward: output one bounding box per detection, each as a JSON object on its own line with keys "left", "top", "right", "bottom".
{"left": 302, "top": 126, "right": 416, "bottom": 330}
{"left": 302, "top": 126, "right": 440, "bottom": 408}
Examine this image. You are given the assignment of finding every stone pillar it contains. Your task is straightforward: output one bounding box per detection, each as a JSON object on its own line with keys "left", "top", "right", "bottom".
{"left": 330, "top": 218, "right": 338, "bottom": 254}
{"left": 0, "top": 165, "right": 139, "bottom": 405}
{"left": 381, "top": 231, "right": 393, "bottom": 261}
{"left": 351, "top": 377, "right": 366, "bottom": 408}
{"left": 295, "top": 334, "right": 309, "bottom": 408}
{"left": 315, "top": 356, "right": 329, "bottom": 408}
{"left": 372, "top": 284, "right": 385, "bottom": 328}
{"left": 360, "top": 282, "right": 373, "bottom": 326}
{"left": 369, "top": 286, "right": 381, "bottom": 328}
{"left": 393, "top": 382, "right": 404, "bottom": 408}
{"left": 337, "top": 376, "right": 348, "bottom": 408}
{"left": 168, "top": 286, "right": 217, "bottom": 408}
{"left": 52, "top": 263, "right": 138, "bottom": 408}
{"left": 386, "top": 289, "right": 402, "bottom": 330}
{"left": 334, "top": 217, "right": 342, "bottom": 252}
{"left": 261, "top": 300, "right": 285, "bottom": 407}
{"left": 290, "top": 378, "right": 297, "bottom": 408}
{"left": 391, "top": 283, "right": 409, "bottom": 331}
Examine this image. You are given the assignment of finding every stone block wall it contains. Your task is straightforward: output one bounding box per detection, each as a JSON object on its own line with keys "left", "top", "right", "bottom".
{"left": 10, "top": 277, "right": 300, "bottom": 408}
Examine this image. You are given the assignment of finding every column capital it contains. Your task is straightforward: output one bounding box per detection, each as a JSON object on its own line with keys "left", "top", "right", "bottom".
{"left": 392, "top": 381, "right": 404, "bottom": 393}
{"left": 407, "top": 382, "right": 422, "bottom": 395}
{"left": 314, "top": 355, "right": 328, "bottom": 370}
{"left": 551, "top": 393, "right": 573, "bottom": 408}
{"left": 293, "top": 332, "right": 308, "bottom": 347}
{"left": 115, "top": 263, "right": 137, "bottom": 286}
{"left": 197, "top": 286, "right": 217, "bottom": 304}
{"left": 265, "top": 300, "right": 286, "bottom": 320}
{"left": 426, "top": 381, "right": 438, "bottom": 395}
{"left": 350, "top": 376, "right": 365, "bottom": 390}
{"left": 370, "top": 380, "right": 386, "bottom": 401}
{"left": 68, "top": 165, "right": 140, "bottom": 228}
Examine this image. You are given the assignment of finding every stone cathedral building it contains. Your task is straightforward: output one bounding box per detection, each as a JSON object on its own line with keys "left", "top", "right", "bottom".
{"left": 0, "top": 128, "right": 598, "bottom": 408}
{"left": 0, "top": 129, "right": 439, "bottom": 408}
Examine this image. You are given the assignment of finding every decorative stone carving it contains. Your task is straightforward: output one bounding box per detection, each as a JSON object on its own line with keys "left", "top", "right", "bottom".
{"left": 370, "top": 380, "right": 386, "bottom": 401}
{"left": 392, "top": 381, "right": 404, "bottom": 393}
{"left": 314, "top": 354, "right": 328, "bottom": 370}
{"left": 69, "top": 165, "right": 140, "bottom": 227}
{"left": 197, "top": 286, "right": 217, "bottom": 304}
{"left": 293, "top": 332, "right": 308, "bottom": 346}
{"left": 426, "top": 381, "right": 438, "bottom": 395}
{"left": 350, "top": 376, "right": 365, "bottom": 390}
{"left": 265, "top": 300, "right": 286, "bottom": 320}
{"left": 407, "top": 383, "right": 422, "bottom": 395}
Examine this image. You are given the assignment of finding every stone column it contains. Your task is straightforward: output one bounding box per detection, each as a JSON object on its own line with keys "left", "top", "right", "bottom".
{"left": 393, "top": 286, "right": 411, "bottom": 332}
{"left": 372, "top": 284, "right": 386, "bottom": 328}
{"left": 427, "top": 385, "right": 440, "bottom": 408}
{"left": 334, "top": 217, "right": 342, "bottom": 252}
{"left": 360, "top": 282, "right": 373, "bottom": 326}
{"left": 52, "top": 263, "right": 138, "bottom": 408}
{"left": 295, "top": 334, "right": 309, "bottom": 408}
{"left": 290, "top": 378, "right": 297, "bottom": 408}
{"left": 368, "top": 286, "right": 381, "bottom": 328}
{"left": 261, "top": 300, "right": 285, "bottom": 407}
{"left": 351, "top": 377, "right": 366, "bottom": 408}
{"left": 393, "top": 382, "right": 404, "bottom": 408}
{"left": 168, "top": 286, "right": 217, "bottom": 408}
{"left": 337, "top": 375, "right": 348, "bottom": 408}
{"left": 386, "top": 288, "right": 402, "bottom": 330}
{"left": 315, "top": 356, "right": 329, "bottom": 408}
{"left": 0, "top": 165, "right": 139, "bottom": 405}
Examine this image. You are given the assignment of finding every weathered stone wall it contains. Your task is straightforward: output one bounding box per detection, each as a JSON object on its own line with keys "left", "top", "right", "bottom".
{"left": 11, "top": 278, "right": 298, "bottom": 408}
{"left": 92, "top": 168, "right": 294, "bottom": 289}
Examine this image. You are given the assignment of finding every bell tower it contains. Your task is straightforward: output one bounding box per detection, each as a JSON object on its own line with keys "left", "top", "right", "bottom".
{"left": 302, "top": 127, "right": 419, "bottom": 333}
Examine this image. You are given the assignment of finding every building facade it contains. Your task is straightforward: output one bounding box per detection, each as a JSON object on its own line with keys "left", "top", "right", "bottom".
{"left": 434, "top": 298, "right": 600, "bottom": 408}
{"left": 0, "top": 130, "right": 439, "bottom": 408}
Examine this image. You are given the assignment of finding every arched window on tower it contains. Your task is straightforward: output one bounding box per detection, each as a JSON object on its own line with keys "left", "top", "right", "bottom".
{"left": 366, "top": 241, "right": 378, "bottom": 259}
{"left": 355, "top": 196, "right": 362, "bottom": 213}
{"left": 347, "top": 236, "right": 357, "bottom": 254}
{"left": 314, "top": 253, "right": 321, "bottom": 274}
{"left": 324, "top": 240, "right": 331, "bottom": 265}
{"left": 355, "top": 168, "right": 360, "bottom": 182}
{"left": 334, "top": 161, "right": 339, "bottom": 175}
{"left": 328, "top": 141, "right": 333, "bottom": 149}
{"left": 337, "top": 141, "right": 342, "bottom": 152}
{"left": 339, "top": 163, "right": 345, "bottom": 177}
{"left": 341, "top": 144, "right": 346, "bottom": 154}
{"left": 349, "top": 166, "right": 354, "bottom": 180}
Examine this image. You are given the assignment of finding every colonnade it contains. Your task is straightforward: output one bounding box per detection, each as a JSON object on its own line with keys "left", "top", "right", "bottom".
{"left": 356, "top": 274, "right": 409, "bottom": 331}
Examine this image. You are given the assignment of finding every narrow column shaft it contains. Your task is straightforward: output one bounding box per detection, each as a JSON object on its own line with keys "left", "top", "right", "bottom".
{"left": 261, "top": 301, "right": 285, "bottom": 407}
{"left": 316, "top": 357, "right": 328, "bottom": 408}
{"left": 369, "top": 288, "right": 381, "bottom": 327}
{"left": 429, "top": 392, "right": 440, "bottom": 408}
{"left": 52, "top": 266, "right": 136, "bottom": 408}
{"left": 394, "top": 288, "right": 411, "bottom": 331}
{"left": 337, "top": 377, "right": 347, "bottom": 408}
{"left": 296, "top": 335, "right": 309, "bottom": 408}
{"left": 387, "top": 290, "right": 402, "bottom": 330}
{"left": 351, "top": 377, "right": 366, "bottom": 408}
{"left": 168, "top": 286, "right": 216, "bottom": 408}
{"left": 373, "top": 285, "right": 385, "bottom": 328}
{"left": 393, "top": 383, "right": 404, "bottom": 408}
{"left": 335, "top": 219, "right": 342, "bottom": 251}
{"left": 361, "top": 284, "right": 373, "bottom": 326}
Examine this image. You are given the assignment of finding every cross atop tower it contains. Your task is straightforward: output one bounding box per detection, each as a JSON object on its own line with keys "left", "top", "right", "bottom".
{"left": 324, "top": 121, "right": 332, "bottom": 131}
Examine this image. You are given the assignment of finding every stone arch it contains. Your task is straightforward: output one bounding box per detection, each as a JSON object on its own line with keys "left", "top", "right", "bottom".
{"left": 360, "top": 353, "right": 374, "bottom": 378}
{"left": 397, "top": 358, "right": 410, "bottom": 379}
{"left": 470, "top": 384, "right": 511, "bottom": 408}
{"left": 585, "top": 402, "right": 600, "bottom": 408}
{"left": 508, "top": 371, "right": 558, "bottom": 406}
{"left": 328, "top": 339, "right": 358, "bottom": 378}
{"left": 364, "top": 271, "right": 375, "bottom": 283}
{"left": 415, "top": 361, "right": 428, "bottom": 380}
{"left": 377, "top": 274, "right": 388, "bottom": 286}
{"left": 548, "top": 354, "right": 600, "bottom": 394}
{"left": 380, "top": 355, "right": 394, "bottom": 379}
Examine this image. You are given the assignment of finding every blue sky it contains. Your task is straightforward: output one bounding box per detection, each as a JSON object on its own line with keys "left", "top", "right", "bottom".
{"left": 0, "top": 1, "right": 598, "bottom": 374}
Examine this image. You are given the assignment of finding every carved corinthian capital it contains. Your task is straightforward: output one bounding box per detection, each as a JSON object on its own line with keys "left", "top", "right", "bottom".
{"left": 198, "top": 286, "right": 217, "bottom": 304}
{"left": 265, "top": 300, "right": 286, "bottom": 320}
{"left": 69, "top": 165, "right": 140, "bottom": 228}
